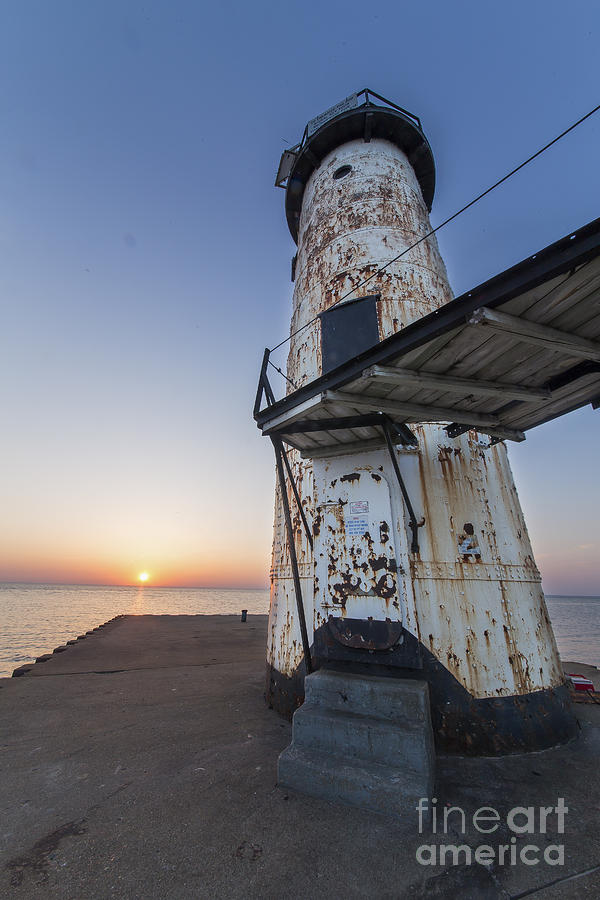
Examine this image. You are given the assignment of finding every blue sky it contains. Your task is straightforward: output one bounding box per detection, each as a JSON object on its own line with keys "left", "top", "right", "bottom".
{"left": 0, "top": 1, "right": 598, "bottom": 591}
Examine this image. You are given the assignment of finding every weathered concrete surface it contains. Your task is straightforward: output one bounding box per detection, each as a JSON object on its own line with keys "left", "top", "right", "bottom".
{"left": 279, "top": 670, "right": 434, "bottom": 816}
{"left": 0, "top": 615, "right": 599, "bottom": 899}
{"left": 17, "top": 614, "right": 266, "bottom": 676}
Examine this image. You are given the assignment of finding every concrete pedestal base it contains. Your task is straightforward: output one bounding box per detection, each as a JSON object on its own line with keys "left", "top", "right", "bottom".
{"left": 278, "top": 669, "right": 435, "bottom": 818}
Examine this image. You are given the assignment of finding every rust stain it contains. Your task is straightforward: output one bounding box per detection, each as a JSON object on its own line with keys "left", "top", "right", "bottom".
{"left": 268, "top": 136, "right": 564, "bottom": 709}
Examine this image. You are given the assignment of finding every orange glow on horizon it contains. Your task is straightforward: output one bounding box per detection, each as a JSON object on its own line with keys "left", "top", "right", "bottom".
{"left": 0, "top": 530, "right": 273, "bottom": 589}
{"left": 0, "top": 549, "right": 271, "bottom": 589}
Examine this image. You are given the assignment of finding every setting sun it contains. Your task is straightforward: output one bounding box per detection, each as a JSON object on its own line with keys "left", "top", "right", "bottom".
{"left": 138, "top": 572, "right": 149, "bottom": 583}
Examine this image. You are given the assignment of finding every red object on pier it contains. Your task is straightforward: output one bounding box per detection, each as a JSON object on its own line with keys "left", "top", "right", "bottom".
{"left": 566, "top": 673, "right": 595, "bottom": 692}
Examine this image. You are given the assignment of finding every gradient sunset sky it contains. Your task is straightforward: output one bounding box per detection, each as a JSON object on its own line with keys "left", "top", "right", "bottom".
{"left": 1, "top": 1, "right": 598, "bottom": 593}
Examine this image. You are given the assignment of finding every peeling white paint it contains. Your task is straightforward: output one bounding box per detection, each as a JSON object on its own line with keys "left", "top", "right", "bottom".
{"left": 267, "top": 137, "right": 564, "bottom": 700}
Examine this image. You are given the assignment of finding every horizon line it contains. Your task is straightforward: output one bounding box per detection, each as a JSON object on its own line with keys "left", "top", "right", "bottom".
{"left": 0, "top": 579, "right": 270, "bottom": 591}
{"left": 0, "top": 581, "right": 598, "bottom": 600}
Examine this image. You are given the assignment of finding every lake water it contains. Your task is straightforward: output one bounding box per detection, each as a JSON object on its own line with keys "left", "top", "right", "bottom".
{"left": 0, "top": 583, "right": 270, "bottom": 677}
{"left": 543, "top": 595, "right": 600, "bottom": 668}
{"left": 0, "top": 584, "right": 598, "bottom": 678}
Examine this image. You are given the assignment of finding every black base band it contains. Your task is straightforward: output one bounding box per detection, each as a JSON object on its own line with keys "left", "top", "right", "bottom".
{"left": 265, "top": 631, "right": 578, "bottom": 755}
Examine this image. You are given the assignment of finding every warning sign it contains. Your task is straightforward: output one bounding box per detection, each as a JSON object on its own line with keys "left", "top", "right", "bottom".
{"left": 346, "top": 515, "right": 369, "bottom": 536}
{"left": 346, "top": 500, "right": 369, "bottom": 535}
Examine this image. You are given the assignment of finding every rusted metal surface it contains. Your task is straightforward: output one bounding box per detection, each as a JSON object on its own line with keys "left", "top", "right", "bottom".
{"left": 271, "top": 437, "right": 313, "bottom": 673}
{"left": 312, "top": 459, "right": 404, "bottom": 633}
{"left": 405, "top": 423, "right": 564, "bottom": 697}
{"left": 267, "top": 116, "right": 567, "bottom": 736}
{"left": 266, "top": 447, "right": 314, "bottom": 679}
{"left": 287, "top": 138, "right": 452, "bottom": 390}
{"left": 327, "top": 616, "right": 403, "bottom": 650}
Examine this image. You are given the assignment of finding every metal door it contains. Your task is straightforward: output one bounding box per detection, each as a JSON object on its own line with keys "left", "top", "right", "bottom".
{"left": 313, "top": 462, "right": 404, "bottom": 659}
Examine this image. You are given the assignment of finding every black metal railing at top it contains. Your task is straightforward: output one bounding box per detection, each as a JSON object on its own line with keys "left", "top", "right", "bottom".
{"left": 358, "top": 88, "right": 422, "bottom": 129}
{"left": 253, "top": 348, "right": 276, "bottom": 420}
{"left": 275, "top": 89, "right": 424, "bottom": 189}
{"left": 295, "top": 88, "right": 422, "bottom": 155}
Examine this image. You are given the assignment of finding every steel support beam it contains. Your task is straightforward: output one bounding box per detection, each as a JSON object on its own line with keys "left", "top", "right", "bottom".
{"left": 382, "top": 418, "right": 422, "bottom": 554}
{"left": 300, "top": 437, "right": 388, "bottom": 460}
{"left": 271, "top": 436, "right": 313, "bottom": 674}
{"left": 360, "top": 365, "right": 551, "bottom": 402}
{"left": 445, "top": 423, "right": 526, "bottom": 442}
{"left": 468, "top": 307, "right": 600, "bottom": 362}
{"left": 280, "top": 446, "right": 313, "bottom": 552}
{"left": 324, "top": 390, "right": 501, "bottom": 428}
{"left": 266, "top": 412, "right": 417, "bottom": 446}
{"left": 253, "top": 348, "right": 276, "bottom": 418}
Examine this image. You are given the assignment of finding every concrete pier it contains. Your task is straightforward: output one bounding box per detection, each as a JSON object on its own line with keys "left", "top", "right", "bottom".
{"left": 1, "top": 615, "right": 599, "bottom": 899}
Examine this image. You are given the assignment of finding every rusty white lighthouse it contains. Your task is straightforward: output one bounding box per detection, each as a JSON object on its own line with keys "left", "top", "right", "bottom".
{"left": 254, "top": 90, "right": 593, "bottom": 768}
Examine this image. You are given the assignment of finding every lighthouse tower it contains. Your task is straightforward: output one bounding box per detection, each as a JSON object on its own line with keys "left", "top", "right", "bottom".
{"left": 258, "top": 90, "right": 577, "bottom": 757}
